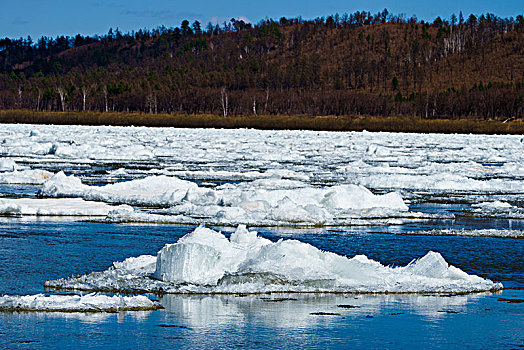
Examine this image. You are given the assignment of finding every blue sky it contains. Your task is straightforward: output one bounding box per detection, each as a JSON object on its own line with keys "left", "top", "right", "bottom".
{"left": 1, "top": 0, "right": 522, "bottom": 39}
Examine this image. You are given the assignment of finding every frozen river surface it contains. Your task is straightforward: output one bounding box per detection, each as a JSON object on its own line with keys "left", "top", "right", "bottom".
{"left": 0, "top": 125, "right": 522, "bottom": 348}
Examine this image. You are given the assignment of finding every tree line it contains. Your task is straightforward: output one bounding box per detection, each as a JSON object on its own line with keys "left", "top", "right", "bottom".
{"left": 0, "top": 10, "right": 523, "bottom": 119}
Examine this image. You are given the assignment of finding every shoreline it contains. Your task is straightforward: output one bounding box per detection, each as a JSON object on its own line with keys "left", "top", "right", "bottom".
{"left": 1, "top": 110, "right": 523, "bottom": 134}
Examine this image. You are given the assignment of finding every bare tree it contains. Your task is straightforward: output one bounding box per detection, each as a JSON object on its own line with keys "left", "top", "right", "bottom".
{"left": 147, "top": 93, "right": 153, "bottom": 114}
{"left": 264, "top": 87, "right": 269, "bottom": 113}
{"left": 17, "top": 86, "right": 22, "bottom": 109}
{"left": 81, "top": 85, "right": 93, "bottom": 111}
{"left": 35, "top": 87, "right": 41, "bottom": 111}
{"left": 221, "top": 87, "right": 229, "bottom": 117}
{"left": 147, "top": 93, "right": 157, "bottom": 114}
{"left": 103, "top": 86, "right": 108, "bottom": 112}
{"left": 56, "top": 87, "right": 66, "bottom": 112}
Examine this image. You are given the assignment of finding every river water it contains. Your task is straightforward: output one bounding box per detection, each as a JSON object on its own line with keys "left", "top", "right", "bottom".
{"left": 0, "top": 219, "right": 522, "bottom": 349}
{"left": 0, "top": 126, "right": 523, "bottom": 348}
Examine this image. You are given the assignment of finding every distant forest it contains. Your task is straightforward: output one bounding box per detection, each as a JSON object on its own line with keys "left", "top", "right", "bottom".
{"left": 1, "top": 10, "right": 523, "bottom": 119}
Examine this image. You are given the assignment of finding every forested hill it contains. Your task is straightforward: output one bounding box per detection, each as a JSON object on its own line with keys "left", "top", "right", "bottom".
{"left": 1, "top": 11, "right": 523, "bottom": 119}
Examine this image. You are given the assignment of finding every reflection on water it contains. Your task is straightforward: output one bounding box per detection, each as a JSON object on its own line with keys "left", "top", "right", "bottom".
{"left": 1, "top": 290, "right": 521, "bottom": 349}
{"left": 159, "top": 292, "right": 491, "bottom": 327}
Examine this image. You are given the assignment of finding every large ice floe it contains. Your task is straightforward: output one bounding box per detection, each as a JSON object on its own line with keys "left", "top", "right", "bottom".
{"left": 45, "top": 226, "right": 502, "bottom": 294}
{"left": 38, "top": 172, "right": 419, "bottom": 226}
{"left": 0, "top": 198, "right": 131, "bottom": 216}
{"left": 0, "top": 293, "right": 162, "bottom": 312}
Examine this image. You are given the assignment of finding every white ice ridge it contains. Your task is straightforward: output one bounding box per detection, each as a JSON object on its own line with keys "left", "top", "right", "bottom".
{"left": 39, "top": 172, "right": 197, "bottom": 206}
{"left": 45, "top": 226, "right": 503, "bottom": 294}
{"left": 0, "top": 293, "right": 162, "bottom": 312}
{"left": 169, "top": 168, "right": 310, "bottom": 182}
{"left": 39, "top": 172, "right": 409, "bottom": 225}
{"left": 0, "top": 198, "right": 132, "bottom": 216}
{"left": 353, "top": 173, "right": 524, "bottom": 193}
{"left": 413, "top": 229, "right": 524, "bottom": 239}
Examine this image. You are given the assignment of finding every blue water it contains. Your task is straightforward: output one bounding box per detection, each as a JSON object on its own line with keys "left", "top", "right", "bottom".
{"left": 0, "top": 219, "right": 523, "bottom": 349}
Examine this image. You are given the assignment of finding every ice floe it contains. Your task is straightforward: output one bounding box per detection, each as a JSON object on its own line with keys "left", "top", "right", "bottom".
{"left": 0, "top": 169, "right": 53, "bottom": 185}
{"left": 0, "top": 198, "right": 132, "bottom": 216}
{"left": 473, "top": 201, "right": 514, "bottom": 209}
{"left": 412, "top": 229, "right": 524, "bottom": 239}
{"left": 39, "top": 172, "right": 417, "bottom": 226}
{"left": 0, "top": 158, "right": 17, "bottom": 172}
{"left": 45, "top": 226, "right": 502, "bottom": 294}
{"left": 0, "top": 293, "right": 162, "bottom": 312}
{"left": 469, "top": 201, "right": 524, "bottom": 219}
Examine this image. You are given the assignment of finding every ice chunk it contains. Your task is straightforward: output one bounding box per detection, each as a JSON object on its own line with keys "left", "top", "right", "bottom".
{"left": 404, "top": 252, "right": 451, "bottom": 278}
{"left": 320, "top": 184, "right": 407, "bottom": 210}
{"left": 112, "top": 254, "right": 158, "bottom": 274}
{"left": 107, "top": 168, "right": 128, "bottom": 177}
{"left": 469, "top": 200, "right": 524, "bottom": 219}
{"left": 102, "top": 208, "right": 443, "bottom": 227}
{"left": 170, "top": 168, "right": 309, "bottom": 182}
{"left": 154, "top": 226, "right": 272, "bottom": 285}
{"left": 0, "top": 293, "right": 162, "bottom": 312}
{"left": 2, "top": 125, "right": 524, "bottom": 199}
{"left": 46, "top": 226, "right": 503, "bottom": 294}
{"left": 267, "top": 198, "right": 333, "bottom": 224}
